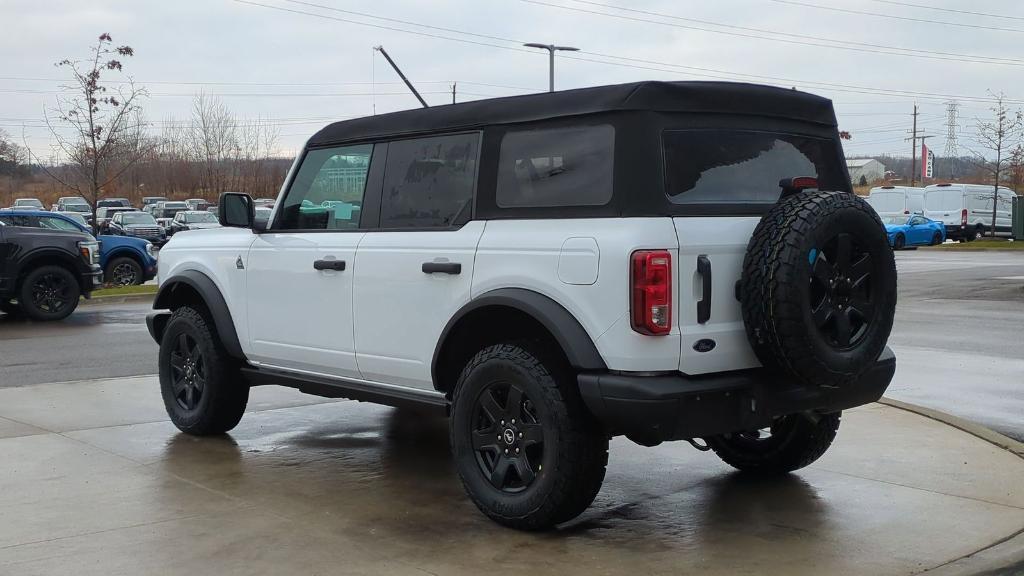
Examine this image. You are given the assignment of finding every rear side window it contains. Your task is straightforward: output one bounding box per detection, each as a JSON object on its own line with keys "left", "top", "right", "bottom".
{"left": 496, "top": 125, "right": 614, "bottom": 208}
{"left": 380, "top": 133, "right": 479, "bottom": 229}
{"left": 664, "top": 130, "right": 849, "bottom": 205}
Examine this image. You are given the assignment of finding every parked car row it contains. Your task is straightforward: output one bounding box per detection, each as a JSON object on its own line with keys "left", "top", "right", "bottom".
{"left": 5, "top": 195, "right": 226, "bottom": 238}
{"left": 865, "top": 183, "right": 1019, "bottom": 247}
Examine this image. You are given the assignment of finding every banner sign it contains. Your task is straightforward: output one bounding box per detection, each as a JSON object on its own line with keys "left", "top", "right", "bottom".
{"left": 922, "top": 143, "right": 934, "bottom": 180}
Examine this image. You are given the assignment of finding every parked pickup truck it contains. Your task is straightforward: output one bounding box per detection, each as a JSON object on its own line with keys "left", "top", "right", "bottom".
{"left": 0, "top": 216, "right": 102, "bottom": 320}
{"left": 0, "top": 210, "right": 158, "bottom": 286}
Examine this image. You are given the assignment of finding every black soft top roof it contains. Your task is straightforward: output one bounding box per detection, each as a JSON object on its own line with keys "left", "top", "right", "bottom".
{"left": 308, "top": 81, "right": 837, "bottom": 147}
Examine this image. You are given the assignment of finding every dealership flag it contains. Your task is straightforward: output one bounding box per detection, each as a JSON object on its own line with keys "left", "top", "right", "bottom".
{"left": 922, "top": 143, "right": 934, "bottom": 180}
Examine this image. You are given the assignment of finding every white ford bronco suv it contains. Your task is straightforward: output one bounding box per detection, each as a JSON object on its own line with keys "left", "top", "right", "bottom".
{"left": 148, "top": 81, "right": 897, "bottom": 530}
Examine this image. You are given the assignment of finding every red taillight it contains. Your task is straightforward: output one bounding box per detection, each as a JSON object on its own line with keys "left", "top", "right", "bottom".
{"left": 631, "top": 250, "right": 672, "bottom": 336}
{"left": 961, "top": 208, "right": 968, "bottom": 226}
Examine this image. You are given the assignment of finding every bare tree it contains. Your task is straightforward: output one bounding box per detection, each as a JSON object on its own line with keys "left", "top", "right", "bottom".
{"left": 0, "top": 129, "right": 30, "bottom": 206}
{"left": 38, "top": 33, "right": 151, "bottom": 225}
{"left": 969, "top": 91, "right": 1023, "bottom": 237}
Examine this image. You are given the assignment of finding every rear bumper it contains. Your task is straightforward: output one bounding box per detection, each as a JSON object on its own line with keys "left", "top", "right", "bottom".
{"left": 578, "top": 347, "right": 896, "bottom": 443}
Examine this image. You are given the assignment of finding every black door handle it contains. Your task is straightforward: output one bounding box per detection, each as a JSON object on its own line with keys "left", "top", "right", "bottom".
{"left": 697, "top": 255, "right": 712, "bottom": 324}
{"left": 313, "top": 259, "right": 346, "bottom": 271}
{"left": 422, "top": 262, "right": 461, "bottom": 275}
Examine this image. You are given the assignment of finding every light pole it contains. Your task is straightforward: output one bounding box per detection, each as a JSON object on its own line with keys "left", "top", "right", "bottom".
{"left": 523, "top": 43, "right": 579, "bottom": 92}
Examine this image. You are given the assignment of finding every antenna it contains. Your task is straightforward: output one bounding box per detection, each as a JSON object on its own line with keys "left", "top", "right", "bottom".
{"left": 944, "top": 100, "right": 960, "bottom": 179}
{"left": 373, "top": 46, "right": 428, "bottom": 108}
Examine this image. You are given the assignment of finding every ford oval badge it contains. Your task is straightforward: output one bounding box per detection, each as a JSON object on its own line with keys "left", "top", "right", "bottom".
{"left": 693, "top": 339, "right": 716, "bottom": 353}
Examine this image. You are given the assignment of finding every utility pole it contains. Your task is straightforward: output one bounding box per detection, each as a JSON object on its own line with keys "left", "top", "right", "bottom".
{"left": 373, "top": 45, "right": 428, "bottom": 108}
{"left": 523, "top": 43, "right": 580, "bottom": 92}
{"left": 906, "top": 105, "right": 934, "bottom": 186}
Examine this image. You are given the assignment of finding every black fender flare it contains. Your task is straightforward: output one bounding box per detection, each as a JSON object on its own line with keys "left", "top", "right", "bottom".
{"left": 431, "top": 288, "right": 607, "bottom": 388}
{"left": 151, "top": 270, "right": 245, "bottom": 360}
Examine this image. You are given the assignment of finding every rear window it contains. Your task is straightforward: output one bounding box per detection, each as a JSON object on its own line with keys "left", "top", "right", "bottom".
{"left": 496, "top": 124, "right": 614, "bottom": 208}
{"left": 663, "top": 130, "right": 848, "bottom": 205}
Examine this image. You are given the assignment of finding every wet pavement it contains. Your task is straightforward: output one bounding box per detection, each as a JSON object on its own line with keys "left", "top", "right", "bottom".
{"left": 885, "top": 250, "right": 1024, "bottom": 441}
{"left": 0, "top": 376, "right": 1022, "bottom": 575}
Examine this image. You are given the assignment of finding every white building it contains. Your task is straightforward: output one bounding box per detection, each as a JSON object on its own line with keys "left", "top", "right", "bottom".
{"left": 846, "top": 158, "right": 886, "bottom": 184}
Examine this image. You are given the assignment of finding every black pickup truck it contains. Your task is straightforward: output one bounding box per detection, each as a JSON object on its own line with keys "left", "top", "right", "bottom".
{"left": 0, "top": 219, "right": 103, "bottom": 320}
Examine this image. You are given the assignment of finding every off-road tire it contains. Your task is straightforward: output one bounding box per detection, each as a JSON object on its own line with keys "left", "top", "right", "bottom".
{"left": 159, "top": 306, "right": 248, "bottom": 435}
{"left": 892, "top": 233, "right": 905, "bottom": 250}
{"left": 105, "top": 256, "right": 143, "bottom": 286}
{"left": 450, "top": 342, "right": 608, "bottom": 530}
{"left": 740, "top": 190, "right": 897, "bottom": 388}
{"left": 19, "top": 265, "right": 81, "bottom": 321}
{"left": 707, "top": 412, "right": 841, "bottom": 474}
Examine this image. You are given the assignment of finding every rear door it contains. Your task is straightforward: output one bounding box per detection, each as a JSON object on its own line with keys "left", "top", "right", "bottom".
{"left": 663, "top": 128, "right": 851, "bottom": 375}
{"left": 352, "top": 133, "right": 482, "bottom": 390}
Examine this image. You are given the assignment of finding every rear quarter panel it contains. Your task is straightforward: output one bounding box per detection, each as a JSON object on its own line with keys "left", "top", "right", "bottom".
{"left": 473, "top": 218, "right": 682, "bottom": 372}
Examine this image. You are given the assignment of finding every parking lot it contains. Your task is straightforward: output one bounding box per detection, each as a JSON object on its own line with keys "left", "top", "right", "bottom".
{"left": 0, "top": 248, "right": 1022, "bottom": 575}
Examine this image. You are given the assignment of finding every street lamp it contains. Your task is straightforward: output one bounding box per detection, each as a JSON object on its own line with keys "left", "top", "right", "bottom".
{"left": 523, "top": 43, "right": 579, "bottom": 92}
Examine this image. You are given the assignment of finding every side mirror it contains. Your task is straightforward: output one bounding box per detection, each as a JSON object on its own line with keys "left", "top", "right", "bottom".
{"left": 219, "top": 193, "right": 255, "bottom": 229}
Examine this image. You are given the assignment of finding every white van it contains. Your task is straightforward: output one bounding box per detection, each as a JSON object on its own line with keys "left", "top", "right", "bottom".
{"left": 923, "top": 183, "right": 1016, "bottom": 241}
{"left": 865, "top": 186, "right": 925, "bottom": 219}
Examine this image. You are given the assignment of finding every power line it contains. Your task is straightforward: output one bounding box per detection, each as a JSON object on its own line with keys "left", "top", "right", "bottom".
{"left": 766, "top": 0, "right": 1024, "bottom": 34}
{"left": 0, "top": 76, "right": 539, "bottom": 91}
{"left": 867, "top": 0, "right": 1024, "bottom": 22}
{"left": 522, "top": 0, "right": 1024, "bottom": 66}
{"left": 229, "top": 0, "right": 1024, "bottom": 106}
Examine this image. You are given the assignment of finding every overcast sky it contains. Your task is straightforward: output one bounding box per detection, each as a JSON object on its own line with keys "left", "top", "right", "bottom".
{"left": 4, "top": 0, "right": 1023, "bottom": 160}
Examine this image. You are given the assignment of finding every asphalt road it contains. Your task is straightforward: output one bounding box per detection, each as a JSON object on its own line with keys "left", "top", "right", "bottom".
{"left": 1, "top": 248, "right": 1022, "bottom": 439}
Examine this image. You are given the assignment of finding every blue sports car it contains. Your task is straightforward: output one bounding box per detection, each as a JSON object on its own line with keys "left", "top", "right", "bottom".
{"left": 883, "top": 215, "right": 945, "bottom": 249}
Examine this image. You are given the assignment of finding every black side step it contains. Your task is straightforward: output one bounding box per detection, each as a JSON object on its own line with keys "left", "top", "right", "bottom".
{"left": 241, "top": 366, "right": 448, "bottom": 415}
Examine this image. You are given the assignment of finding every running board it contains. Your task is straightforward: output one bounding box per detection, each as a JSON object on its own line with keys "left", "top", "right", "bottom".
{"left": 240, "top": 366, "right": 448, "bottom": 415}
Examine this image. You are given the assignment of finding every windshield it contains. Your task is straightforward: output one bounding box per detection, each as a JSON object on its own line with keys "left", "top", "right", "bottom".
{"left": 164, "top": 203, "right": 188, "bottom": 209}
{"left": 64, "top": 204, "right": 91, "bottom": 213}
{"left": 185, "top": 212, "right": 217, "bottom": 223}
{"left": 14, "top": 199, "right": 43, "bottom": 207}
{"left": 664, "top": 129, "right": 849, "bottom": 206}
{"left": 883, "top": 216, "right": 905, "bottom": 225}
{"left": 122, "top": 213, "right": 157, "bottom": 225}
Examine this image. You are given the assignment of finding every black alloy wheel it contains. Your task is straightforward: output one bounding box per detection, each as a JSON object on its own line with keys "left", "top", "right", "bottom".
{"left": 809, "top": 232, "right": 875, "bottom": 349}
{"left": 169, "top": 332, "right": 207, "bottom": 412}
{"left": 31, "top": 272, "right": 73, "bottom": 314}
{"left": 931, "top": 232, "right": 943, "bottom": 246}
{"left": 470, "top": 380, "right": 546, "bottom": 492}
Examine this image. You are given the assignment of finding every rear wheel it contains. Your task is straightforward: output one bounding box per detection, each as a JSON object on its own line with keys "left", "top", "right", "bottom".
{"left": 19, "top": 265, "right": 80, "bottom": 321}
{"left": 931, "top": 232, "right": 943, "bottom": 246}
{"left": 158, "top": 306, "right": 248, "bottom": 435}
{"left": 975, "top": 225, "right": 986, "bottom": 240}
{"left": 450, "top": 342, "right": 608, "bottom": 530}
{"left": 893, "top": 233, "right": 905, "bottom": 250}
{"left": 707, "top": 412, "right": 841, "bottom": 474}
{"left": 105, "top": 257, "right": 143, "bottom": 286}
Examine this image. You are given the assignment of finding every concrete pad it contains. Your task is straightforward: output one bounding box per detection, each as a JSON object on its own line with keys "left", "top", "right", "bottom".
{"left": 0, "top": 376, "right": 1022, "bottom": 576}
{"left": 0, "top": 416, "right": 46, "bottom": 439}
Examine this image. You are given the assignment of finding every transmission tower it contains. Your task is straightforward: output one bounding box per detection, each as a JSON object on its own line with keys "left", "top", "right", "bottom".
{"left": 944, "top": 100, "right": 960, "bottom": 179}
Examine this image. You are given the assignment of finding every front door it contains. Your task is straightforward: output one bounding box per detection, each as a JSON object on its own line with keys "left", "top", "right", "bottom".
{"left": 245, "top": 143, "right": 374, "bottom": 379}
{"left": 353, "top": 132, "right": 482, "bottom": 390}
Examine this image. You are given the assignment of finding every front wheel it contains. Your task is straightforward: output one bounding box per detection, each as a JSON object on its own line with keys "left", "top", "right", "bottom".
{"left": 159, "top": 306, "right": 249, "bottom": 435}
{"left": 706, "top": 412, "right": 841, "bottom": 475}
{"left": 450, "top": 342, "right": 608, "bottom": 530}
{"left": 19, "top": 265, "right": 80, "bottom": 321}
{"left": 105, "top": 257, "right": 143, "bottom": 286}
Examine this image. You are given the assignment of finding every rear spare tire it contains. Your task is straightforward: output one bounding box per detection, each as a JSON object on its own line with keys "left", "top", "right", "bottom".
{"left": 740, "top": 190, "right": 896, "bottom": 387}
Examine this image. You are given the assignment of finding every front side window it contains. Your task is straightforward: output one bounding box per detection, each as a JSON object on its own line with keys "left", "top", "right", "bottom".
{"left": 380, "top": 133, "right": 479, "bottom": 229}
{"left": 496, "top": 124, "right": 614, "bottom": 208}
{"left": 664, "top": 130, "right": 849, "bottom": 206}
{"left": 278, "top": 143, "right": 373, "bottom": 230}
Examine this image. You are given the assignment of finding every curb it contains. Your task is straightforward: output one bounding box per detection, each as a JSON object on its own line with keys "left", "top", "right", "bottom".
{"left": 79, "top": 293, "right": 156, "bottom": 306}
{"left": 878, "top": 400, "right": 1024, "bottom": 576}
{"left": 878, "top": 398, "right": 1024, "bottom": 460}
